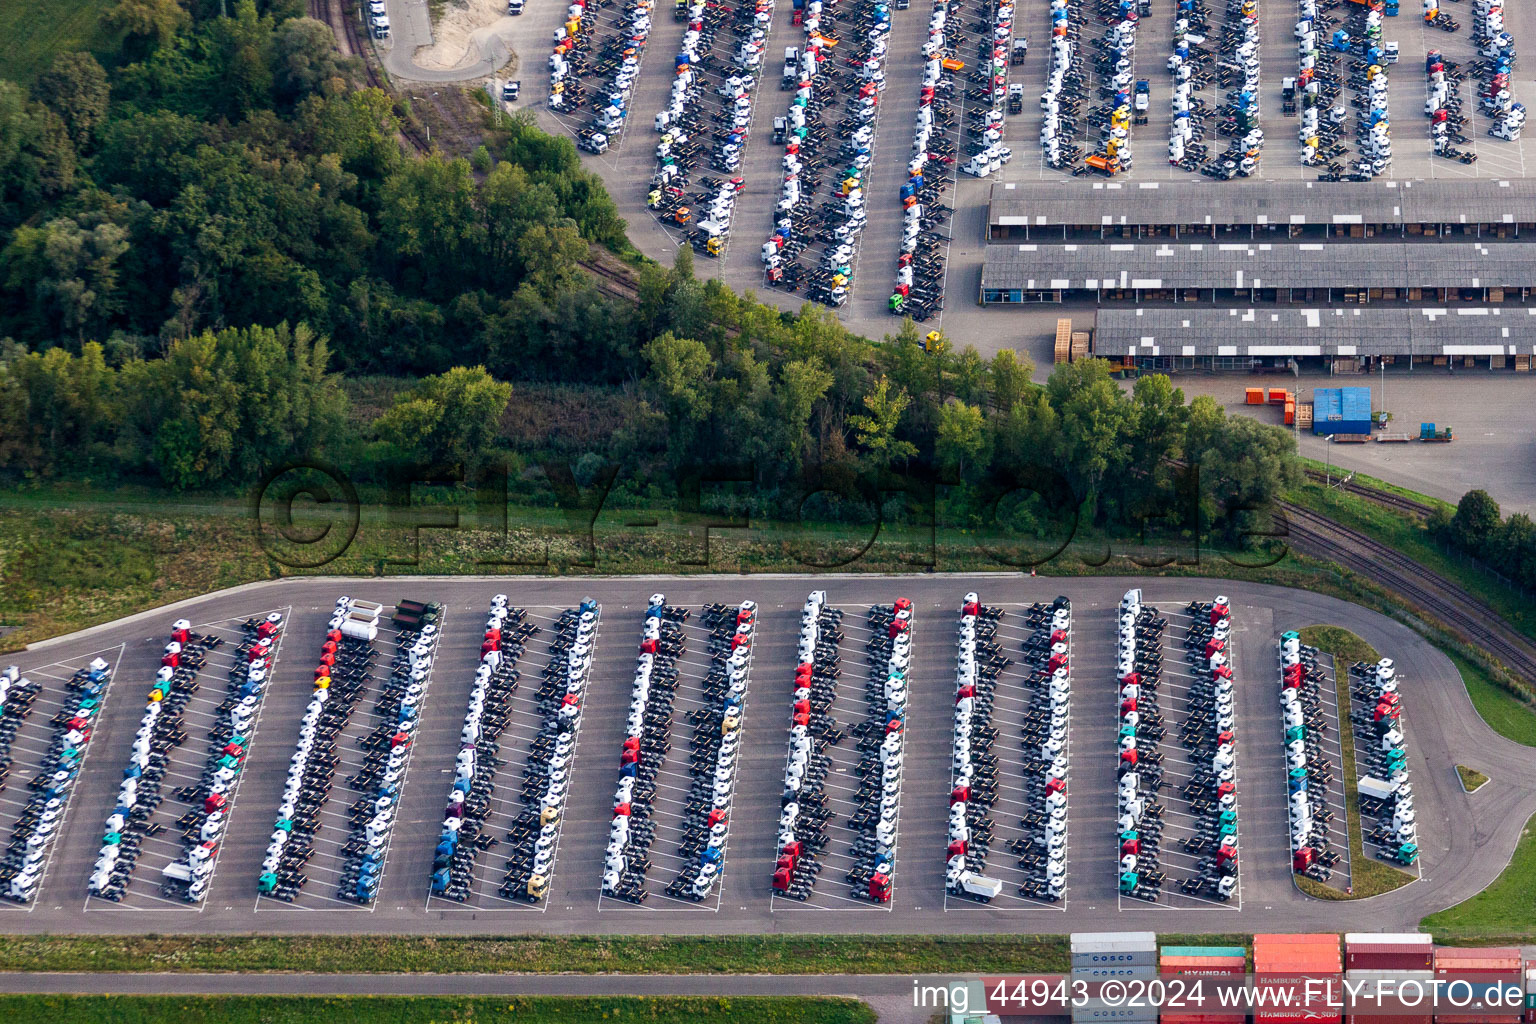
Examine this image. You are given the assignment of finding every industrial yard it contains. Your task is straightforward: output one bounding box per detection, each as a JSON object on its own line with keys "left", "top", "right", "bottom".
{"left": 419, "top": 0, "right": 1536, "bottom": 341}
{"left": 9, "top": 0, "right": 1536, "bottom": 1018}
{"left": 0, "top": 575, "right": 1526, "bottom": 937}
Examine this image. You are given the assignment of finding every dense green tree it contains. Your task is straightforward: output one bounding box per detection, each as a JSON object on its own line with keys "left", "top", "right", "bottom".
{"left": 106, "top": 0, "right": 190, "bottom": 52}
{"left": 987, "top": 349, "right": 1032, "bottom": 412}
{"left": 372, "top": 365, "right": 511, "bottom": 472}
{"left": 643, "top": 333, "right": 714, "bottom": 425}
{"left": 0, "top": 341, "right": 114, "bottom": 472}
{"left": 1449, "top": 489, "right": 1502, "bottom": 557}
{"left": 1190, "top": 414, "right": 1298, "bottom": 538}
{"left": 1500, "top": 512, "right": 1536, "bottom": 590}
{"left": 1, "top": 214, "right": 130, "bottom": 345}
{"left": 32, "top": 53, "right": 109, "bottom": 149}
{"left": 936, "top": 399, "right": 988, "bottom": 480}
{"left": 273, "top": 17, "right": 350, "bottom": 102}
{"left": 991, "top": 385, "right": 1059, "bottom": 473}
{"left": 0, "top": 83, "right": 76, "bottom": 215}
{"left": 849, "top": 376, "right": 917, "bottom": 470}
{"left": 1046, "top": 358, "right": 1130, "bottom": 516}
{"left": 378, "top": 155, "right": 480, "bottom": 299}
{"left": 141, "top": 323, "right": 347, "bottom": 488}
{"left": 776, "top": 358, "right": 834, "bottom": 463}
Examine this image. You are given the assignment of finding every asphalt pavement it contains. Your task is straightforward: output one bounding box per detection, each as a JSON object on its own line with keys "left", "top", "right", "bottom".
{"left": 1, "top": 574, "right": 1528, "bottom": 938}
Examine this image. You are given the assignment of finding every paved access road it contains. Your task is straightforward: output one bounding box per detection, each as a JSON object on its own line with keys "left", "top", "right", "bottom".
{"left": 5, "top": 574, "right": 1529, "bottom": 937}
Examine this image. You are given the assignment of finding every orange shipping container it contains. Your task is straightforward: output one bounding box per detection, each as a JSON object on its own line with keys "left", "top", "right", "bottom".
{"left": 1268, "top": 388, "right": 1290, "bottom": 404}
{"left": 1246, "top": 388, "right": 1265, "bottom": 405}
{"left": 1434, "top": 957, "right": 1522, "bottom": 974}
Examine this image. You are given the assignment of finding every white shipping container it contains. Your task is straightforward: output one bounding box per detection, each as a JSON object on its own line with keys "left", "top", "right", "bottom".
{"left": 1071, "top": 932, "right": 1157, "bottom": 952}
{"left": 1072, "top": 952, "right": 1157, "bottom": 968}
{"left": 1071, "top": 964, "right": 1157, "bottom": 979}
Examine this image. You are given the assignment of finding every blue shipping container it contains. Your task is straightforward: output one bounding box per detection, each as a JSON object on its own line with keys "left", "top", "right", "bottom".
{"left": 1313, "top": 386, "right": 1372, "bottom": 435}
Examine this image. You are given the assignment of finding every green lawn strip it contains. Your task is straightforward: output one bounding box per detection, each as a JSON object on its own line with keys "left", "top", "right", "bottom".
{"left": 0, "top": 499, "right": 1327, "bottom": 653}
{"left": 0, "top": 995, "right": 875, "bottom": 1024}
{"left": 1446, "top": 648, "right": 1536, "bottom": 747}
{"left": 1293, "top": 628, "right": 1415, "bottom": 900}
{"left": 1456, "top": 765, "right": 1489, "bottom": 793}
{"left": 1422, "top": 812, "right": 1536, "bottom": 940}
{"left": 0, "top": 934, "right": 1070, "bottom": 975}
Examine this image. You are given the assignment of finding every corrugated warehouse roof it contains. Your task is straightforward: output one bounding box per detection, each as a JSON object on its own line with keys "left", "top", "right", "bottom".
{"left": 987, "top": 178, "right": 1536, "bottom": 228}
{"left": 980, "top": 242, "right": 1536, "bottom": 292}
{"left": 1092, "top": 307, "right": 1536, "bottom": 358}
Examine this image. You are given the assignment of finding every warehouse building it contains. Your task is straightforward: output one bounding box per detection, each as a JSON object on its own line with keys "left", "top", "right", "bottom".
{"left": 986, "top": 179, "right": 1536, "bottom": 242}
{"left": 1090, "top": 306, "right": 1536, "bottom": 373}
{"left": 979, "top": 243, "right": 1536, "bottom": 305}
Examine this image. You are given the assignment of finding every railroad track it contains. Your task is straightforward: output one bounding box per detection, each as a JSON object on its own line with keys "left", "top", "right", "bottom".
{"left": 1281, "top": 501, "right": 1536, "bottom": 685}
{"left": 1302, "top": 468, "right": 1437, "bottom": 520}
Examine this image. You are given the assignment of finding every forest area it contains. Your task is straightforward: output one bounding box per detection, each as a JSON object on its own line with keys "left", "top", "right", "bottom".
{"left": 0, "top": 0, "right": 1300, "bottom": 547}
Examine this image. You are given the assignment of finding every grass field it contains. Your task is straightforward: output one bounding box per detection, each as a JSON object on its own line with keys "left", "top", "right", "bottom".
{"left": 0, "top": 492, "right": 1360, "bottom": 653}
{"left": 1456, "top": 765, "right": 1489, "bottom": 793}
{"left": 1448, "top": 649, "right": 1536, "bottom": 747}
{"left": 0, "top": 933, "right": 1072, "bottom": 975}
{"left": 0, "top": 995, "right": 877, "bottom": 1024}
{"left": 1422, "top": 812, "right": 1536, "bottom": 940}
{"left": 0, "top": 0, "right": 113, "bottom": 82}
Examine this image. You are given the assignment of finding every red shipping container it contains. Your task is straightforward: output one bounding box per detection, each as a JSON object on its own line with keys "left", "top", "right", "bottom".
{"left": 1346, "top": 934, "right": 1433, "bottom": 972}
{"left": 1347, "top": 945, "right": 1434, "bottom": 971}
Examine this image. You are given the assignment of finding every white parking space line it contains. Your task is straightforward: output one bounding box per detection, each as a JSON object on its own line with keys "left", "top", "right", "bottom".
{"left": 943, "top": 606, "right": 1071, "bottom": 913}
{"left": 1141, "top": 605, "right": 1242, "bottom": 912}
{"left": 773, "top": 604, "right": 900, "bottom": 913}
{"left": 85, "top": 608, "right": 290, "bottom": 913}
{"left": 429, "top": 605, "right": 597, "bottom": 913}
{"left": 0, "top": 644, "right": 125, "bottom": 912}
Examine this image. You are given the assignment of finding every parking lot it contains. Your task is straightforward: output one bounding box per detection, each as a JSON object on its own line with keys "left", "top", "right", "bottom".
{"left": 0, "top": 644, "right": 125, "bottom": 914}
{"left": 1280, "top": 639, "right": 1354, "bottom": 891}
{"left": 941, "top": 599, "right": 1073, "bottom": 913}
{"left": 594, "top": 601, "right": 755, "bottom": 913}
{"left": 770, "top": 597, "right": 907, "bottom": 913}
{"left": 480, "top": 0, "right": 1533, "bottom": 337}
{"left": 82, "top": 611, "right": 289, "bottom": 913}
{"left": 1149, "top": 600, "right": 1243, "bottom": 911}
{"left": 0, "top": 575, "right": 1518, "bottom": 935}
{"left": 1344, "top": 653, "right": 1423, "bottom": 879}
{"left": 250, "top": 610, "right": 442, "bottom": 912}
